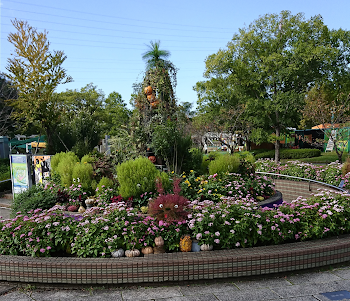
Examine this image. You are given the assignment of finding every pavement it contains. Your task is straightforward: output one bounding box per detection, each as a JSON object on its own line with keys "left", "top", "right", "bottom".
{"left": 1, "top": 266, "right": 350, "bottom": 300}
{"left": 0, "top": 194, "right": 12, "bottom": 220}
{"left": 1, "top": 194, "right": 350, "bottom": 300}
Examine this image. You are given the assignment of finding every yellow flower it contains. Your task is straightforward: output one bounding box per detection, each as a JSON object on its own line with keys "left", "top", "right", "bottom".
{"left": 182, "top": 175, "right": 186, "bottom": 178}
{"left": 190, "top": 170, "right": 194, "bottom": 173}
{"left": 171, "top": 171, "right": 174, "bottom": 174}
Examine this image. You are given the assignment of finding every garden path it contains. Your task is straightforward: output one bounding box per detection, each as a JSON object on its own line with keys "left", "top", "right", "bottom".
{"left": 1, "top": 265, "right": 350, "bottom": 300}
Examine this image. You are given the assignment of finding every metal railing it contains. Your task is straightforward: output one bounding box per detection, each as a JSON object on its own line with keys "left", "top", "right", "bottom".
{"left": 256, "top": 171, "right": 348, "bottom": 193}
{"left": 0, "top": 179, "right": 10, "bottom": 184}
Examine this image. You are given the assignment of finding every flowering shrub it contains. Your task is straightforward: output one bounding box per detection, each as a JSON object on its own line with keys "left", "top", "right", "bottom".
{"left": 0, "top": 206, "right": 77, "bottom": 257}
{"left": 255, "top": 159, "right": 350, "bottom": 189}
{"left": 184, "top": 172, "right": 275, "bottom": 203}
{"left": 188, "top": 190, "right": 350, "bottom": 249}
{"left": 2, "top": 189, "right": 350, "bottom": 257}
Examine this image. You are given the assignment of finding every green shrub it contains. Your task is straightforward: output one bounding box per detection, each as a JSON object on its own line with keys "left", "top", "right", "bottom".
{"left": 0, "top": 159, "right": 11, "bottom": 192}
{"left": 181, "top": 148, "right": 203, "bottom": 174}
{"left": 208, "top": 153, "right": 240, "bottom": 175}
{"left": 116, "top": 156, "right": 160, "bottom": 198}
{"left": 255, "top": 148, "right": 321, "bottom": 159}
{"left": 11, "top": 185, "right": 57, "bottom": 217}
{"left": 96, "top": 176, "right": 114, "bottom": 194}
{"left": 54, "top": 152, "right": 79, "bottom": 187}
{"left": 159, "top": 171, "right": 171, "bottom": 192}
{"left": 72, "top": 162, "right": 93, "bottom": 193}
{"left": 81, "top": 154, "right": 94, "bottom": 164}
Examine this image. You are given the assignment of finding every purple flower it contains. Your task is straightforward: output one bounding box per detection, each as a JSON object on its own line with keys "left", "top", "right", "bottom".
{"left": 196, "top": 233, "right": 202, "bottom": 240}
{"left": 214, "top": 239, "right": 220, "bottom": 244}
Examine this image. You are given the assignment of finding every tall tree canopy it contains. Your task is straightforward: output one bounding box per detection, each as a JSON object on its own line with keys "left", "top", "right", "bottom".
{"left": 196, "top": 11, "right": 350, "bottom": 161}
{"left": 142, "top": 40, "right": 171, "bottom": 70}
{"left": 0, "top": 73, "right": 17, "bottom": 136}
{"left": 5, "top": 19, "right": 72, "bottom": 153}
{"left": 51, "top": 84, "right": 104, "bottom": 157}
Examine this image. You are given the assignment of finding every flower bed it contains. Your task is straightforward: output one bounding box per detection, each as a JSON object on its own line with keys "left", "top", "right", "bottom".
{"left": 2, "top": 186, "right": 350, "bottom": 258}
{"left": 255, "top": 159, "right": 350, "bottom": 189}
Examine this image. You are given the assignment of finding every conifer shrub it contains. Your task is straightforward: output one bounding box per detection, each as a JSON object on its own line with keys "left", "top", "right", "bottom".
{"left": 54, "top": 152, "right": 79, "bottom": 187}
{"left": 96, "top": 176, "right": 114, "bottom": 194}
{"left": 72, "top": 162, "right": 93, "bottom": 193}
{"left": 208, "top": 153, "right": 240, "bottom": 175}
{"left": 81, "top": 154, "right": 94, "bottom": 164}
{"left": 116, "top": 156, "right": 160, "bottom": 199}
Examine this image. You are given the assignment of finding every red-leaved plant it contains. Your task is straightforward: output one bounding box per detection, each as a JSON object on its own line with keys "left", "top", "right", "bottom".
{"left": 148, "top": 177, "right": 189, "bottom": 223}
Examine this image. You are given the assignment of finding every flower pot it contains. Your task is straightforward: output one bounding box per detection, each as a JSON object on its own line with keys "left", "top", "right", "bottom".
{"left": 200, "top": 244, "right": 213, "bottom": 251}
{"left": 191, "top": 240, "right": 201, "bottom": 252}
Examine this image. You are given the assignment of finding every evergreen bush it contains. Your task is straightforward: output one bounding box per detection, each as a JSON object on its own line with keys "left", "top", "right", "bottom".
{"left": 11, "top": 185, "right": 57, "bottom": 217}
{"left": 208, "top": 153, "right": 240, "bottom": 175}
{"left": 54, "top": 152, "right": 79, "bottom": 187}
{"left": 254, "top": 148, "right": 321, "bottom": 159}
{"left": 72, "top": 162, "right": 94, "bottom": 193}
{"left": 96, "top": 176, "right": 114, "bottom": 194}
{"left": 116, "top": 156, "right": 160, "bottom": 198}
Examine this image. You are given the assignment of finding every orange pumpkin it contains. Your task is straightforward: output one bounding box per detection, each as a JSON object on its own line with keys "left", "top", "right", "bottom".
{"left": 180, "top": 235, "right": 192, "bottom": 252}
{"left": 150, "top": 100, "right": 159, "bottom": 108}
{"left": 144, "top": 86, "right": 153, "bottom": 95}
{"left": 148, "top": 156, "right": 156, "bottom": 163}
{"left": 141, "top": 246, "right": 154, "bottom": 255}
{"left": 147, "top": 94, "right": 155, "bottom": 102}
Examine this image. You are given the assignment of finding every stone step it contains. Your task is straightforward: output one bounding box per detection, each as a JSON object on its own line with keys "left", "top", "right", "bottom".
{"left": 2, "top": 194, "right": 12, "bottom": 200}
{"left": 0, "top": 199, "right": 11, "bottom": 208}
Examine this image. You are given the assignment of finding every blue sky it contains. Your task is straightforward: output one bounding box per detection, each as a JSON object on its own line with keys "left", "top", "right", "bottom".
{"left": 1, "top": 0, "right": 350, "bottom": 110}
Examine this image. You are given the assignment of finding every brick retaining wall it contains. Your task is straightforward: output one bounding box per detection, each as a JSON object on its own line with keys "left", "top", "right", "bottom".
{"left": 0, "top": 235, "right": 350, "bottom": 284}
{"left": 0, "top": 179, "right": 348, "bottom": 285}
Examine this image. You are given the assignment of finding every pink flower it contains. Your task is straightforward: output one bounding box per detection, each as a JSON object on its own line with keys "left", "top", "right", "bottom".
{"left": 214, "top": 239, "right": 220, "bottom": 244}
{"left": 46, "top": 246, "right": 51, "bottom": 250}
{"left": 40, "top": 248, "right": 45, "bottom": 253}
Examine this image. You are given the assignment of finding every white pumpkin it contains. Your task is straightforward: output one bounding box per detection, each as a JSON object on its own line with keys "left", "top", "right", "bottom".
{"left": 111, "top": 248, "right": 125, "bottom": 258}
{"left": 125, "top": 249, "right": 140, "bottom": 257}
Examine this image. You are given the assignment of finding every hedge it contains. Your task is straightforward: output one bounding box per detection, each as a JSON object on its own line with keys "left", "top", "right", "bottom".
{"left": 254, "top": 148, "right": 321, "bottom": 159}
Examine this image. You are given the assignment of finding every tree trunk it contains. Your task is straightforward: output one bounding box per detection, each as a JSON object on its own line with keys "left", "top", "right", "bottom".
{"left": 274, "top": 126, "right": 281, "bottom": 163}
{"left": 45, "top": 127, "right": 55, "bottom": 155}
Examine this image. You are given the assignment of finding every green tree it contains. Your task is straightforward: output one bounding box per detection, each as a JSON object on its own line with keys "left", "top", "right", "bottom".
{"left": 197, "top": 11, "right": 350, "bottom": 162}
{"left": 51, "top": 84, "right": 104, "bottom": 157}
{"left": 5, "top": 19, "right": 72, "bottom": 153}
{"left": 302, "top": 86, "right": 350, "bottom": 163}
{"left": 0, "top": 73, "right": 17, "bottom": 136}
{"left": 142, "top": 40, "right": 170, "bottom": 70}
{"left": 102, "top": 91, "right": 131, "bottom": 136}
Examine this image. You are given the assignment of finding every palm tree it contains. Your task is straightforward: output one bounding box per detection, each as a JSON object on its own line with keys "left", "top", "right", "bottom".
{"left": 142, "top": 41, "right": 170, "bottom": 69}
